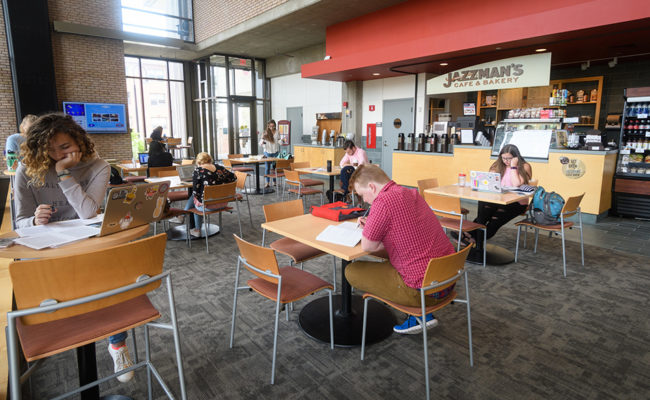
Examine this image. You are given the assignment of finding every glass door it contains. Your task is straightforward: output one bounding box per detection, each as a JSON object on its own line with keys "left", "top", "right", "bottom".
{"left": 233, "top": 102, "right": 255, "bottom": 155}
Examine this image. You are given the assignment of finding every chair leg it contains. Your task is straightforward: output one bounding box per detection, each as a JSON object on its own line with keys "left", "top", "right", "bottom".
{"left": 523, "top": 226, "right": 528, "bottom": 249}
{"left": 166, "top": 275, "right": 188, "bottom": 400}
{"left": 579, "top": 211, "right": 584, "bottom": 266}
{"left": 271, "top": 286, "right": 282, "bottom": 384}
{"left": 360, "top": 297, "right": 370, "bottom": 360}
{"left": 230, "top": 260, "right": 241, "bottom": 348}
{"left": 235, "top": 201, "right": 243, "bottom": 238}
{"left": 561, "top": 222, "right": 567, "bottom": 278}
{"left": 464, "top": 271, "right": 474, "bottom": 367}
{"left": 515, "top": 225, "right": 521, "bottom": 262}
{"left": 534, "top": 228, "right": 539, "bottom": 253}
{"left": 262, "top": 229, "right": 266, "bottom": 247}
{"left": 328, "top": 290, "right": 334, "bottom": 350}
{"left": 186, "top": 215, "right": 191, "bottom": 248}
{"left": 131, "top": 327, "right": 139, "bottom": 363}
{"left": 204, "top": 212, "right": 210, "bottom": 254}
{"left": 456, "top": 230, "right": 461, "bottom": 252}
{"left": 420, "top": 311, "right": 431, "bottom": 400}
{"left": 482, "top": 228, "right": 486, "bottom": 268}
{"left": 144, "top": 324, "right": 153, "bottom": 400}
{"left": 245, "top": 194, "right": 253, "bottom": 228}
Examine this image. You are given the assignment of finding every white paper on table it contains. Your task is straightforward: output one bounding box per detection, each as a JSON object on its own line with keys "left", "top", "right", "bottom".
{"left": 316, "top": 222, "right": 363, "bottom": 247}
{"left": 15, "top": 215, "right": 104, "bottom": 237}
{"left": 13, "top": 226, "right": 101, "bottom": 250}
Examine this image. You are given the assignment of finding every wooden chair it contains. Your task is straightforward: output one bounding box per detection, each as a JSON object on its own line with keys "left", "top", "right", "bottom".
{"left": 417, "top": 178, "right": 469, "bottom": 216}
{"left": 148, "top": 166, "right": 177, "bottom": 177}
{"left": 262, "top": 199, "right": 337, "bottom": 291}
{"left": 514, "top": 193, "right": 585, "bottom": 277}
{"left": 233, "top": 171, "right": 254, "bottom": 228}
{"left": 155, "top": 169, "right": 190, "bottom": 202}
{"left": 359, "top": 245, "right": 473, "bottom": 400}
{"left": 264, "top": 159, "right": 291, "bottom": 198}
{"left": 283, "top": 170, "right": 324, "bottom": 211}
{"left": 174, "top": 136, "right": 194, "bottom": 158}
{"left": 423, "top": 192, "right": 486, "bottom": 267}
{"left": 119, "top": 159, "right": 146, "bottom": 184}
{"left": 6, "top": 234, "right": 187, "bottom": 399}
{"left": 166, "top": 138, "right": 182, "bottom": 158}
{"left": 222, "top": 159, "right": 254, "bottom": 191}
{"left": 230, "top": 235, "right": 334, "bottom": 384}
{"left": 188, "top": 182, "right": 242, "bottom": 253}
{"left": 290, "top": 161, "right": 325, "bottom": 189}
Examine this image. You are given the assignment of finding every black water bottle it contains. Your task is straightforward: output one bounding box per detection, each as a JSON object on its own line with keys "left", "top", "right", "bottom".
{"left": 327, "top": 160, "right": 332, "bottom": 172}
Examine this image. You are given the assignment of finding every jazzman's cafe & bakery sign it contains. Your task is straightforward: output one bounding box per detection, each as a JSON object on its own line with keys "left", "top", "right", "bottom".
{"left": 426, "top": 52, "right": 551, "bottom": 94}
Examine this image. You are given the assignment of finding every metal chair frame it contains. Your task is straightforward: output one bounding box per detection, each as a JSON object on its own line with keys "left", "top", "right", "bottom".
{"left": 430, "top": 205, "right": 486, "bottom": 268}
{"left": 360, "top": 246, "right": 474, "bottom": 400}
{"left": 229, "top": 243, "right": 334, "bottom": 385}
{"left": 6, "top": 248, "right": 187, "bottom": 399}
{"left": 282, "top": 170, "right": 324, "bottom": 212}
{"left": 190, "top": 182, "right": 242, "bottom": 253}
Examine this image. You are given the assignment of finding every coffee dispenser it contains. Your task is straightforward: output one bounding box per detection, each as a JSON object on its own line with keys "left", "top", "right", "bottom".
{"left": 397, "top": 133, "right": 405, "bottom": 150}
{"left": 440, "top": 133, "right": 449, "bottom": 153}
{"left": 429, "top": 134, "right": 437, "bottom": 152}
{"left": 407, "top": 133, "right": 415, "bottom": 151}
{"left": 417, "top": 133, "right": 425, "bottom": 152}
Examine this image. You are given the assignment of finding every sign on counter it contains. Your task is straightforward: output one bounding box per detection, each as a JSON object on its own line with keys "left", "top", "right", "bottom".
{"left": 426, "top": 53, "right": 551, "bottom": 94}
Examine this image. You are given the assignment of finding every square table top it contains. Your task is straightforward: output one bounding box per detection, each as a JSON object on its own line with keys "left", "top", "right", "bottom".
{"left": 262, "top": 214, "right": 367, "bottom": 261}
{"left": 294, "top": 166, "right": 342, "bottom": 176}
{"left": 424, "top": 184, "right": 532, "bottom": 205}
{"left": 229, "top": 156, "right": 281, "bottom": 164}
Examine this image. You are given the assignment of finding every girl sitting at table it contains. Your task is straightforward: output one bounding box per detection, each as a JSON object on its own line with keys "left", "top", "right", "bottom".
{"left": 14, "top": 113, "right": 135, "bottom": 383}
{"left": 184, "top": 152, "right": 236, "bottom": 237}
{"left": 147, "top": 139, "right": 173, "bottom": 176}
{"left": 464, "top": 144, "right": 532, "bottom": 253}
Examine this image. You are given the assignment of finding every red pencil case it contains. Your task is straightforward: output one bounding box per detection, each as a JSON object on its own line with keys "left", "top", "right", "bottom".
{"left": 310, "top": 201, "right": 366, "bottom": 221}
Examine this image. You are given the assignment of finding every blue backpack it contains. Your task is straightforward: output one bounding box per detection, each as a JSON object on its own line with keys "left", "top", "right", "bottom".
{"left": 528, "top": 186, "right": 565, "bottom": 225}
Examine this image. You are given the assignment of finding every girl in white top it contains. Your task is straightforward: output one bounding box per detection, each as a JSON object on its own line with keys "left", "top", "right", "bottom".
{"left": 259, "top": 119, "right": 281, "bottom": 187}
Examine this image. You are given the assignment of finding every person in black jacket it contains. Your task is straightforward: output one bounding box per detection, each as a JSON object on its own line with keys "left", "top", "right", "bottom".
{"left": 147, "top": 140, "right": 173, "bottom": 176}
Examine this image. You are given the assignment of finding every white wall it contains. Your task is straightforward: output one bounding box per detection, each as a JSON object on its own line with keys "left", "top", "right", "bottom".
{"left": 271, "top": 73, "right": 342, "bottom": 140}
{"left": 361, "top": 73, "right": 427, "bottom": 139}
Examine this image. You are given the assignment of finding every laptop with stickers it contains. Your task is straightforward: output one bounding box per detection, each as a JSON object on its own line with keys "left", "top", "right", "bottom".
{"left": 99, "top": 182, "right": 170, "bottom": 236}
{"left": 469, "top": 171, "right": 504, "bottom": 193}
{"left": 176, "top": 165, "right": 195, "bottom": 182}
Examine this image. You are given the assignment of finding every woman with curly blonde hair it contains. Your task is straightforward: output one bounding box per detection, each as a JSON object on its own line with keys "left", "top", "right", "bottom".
{"left": 14, "top": 113, "right": 110, "bottom": 228}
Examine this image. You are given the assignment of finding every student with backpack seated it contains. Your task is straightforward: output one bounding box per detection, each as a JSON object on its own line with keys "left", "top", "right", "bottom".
{"left": 464, "top": 144, "right": 532, "bottom": 262}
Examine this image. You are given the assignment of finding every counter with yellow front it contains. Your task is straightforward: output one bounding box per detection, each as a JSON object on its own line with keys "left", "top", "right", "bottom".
{"left": 392, "top": 145, "right": 617, "bottom": 218}
{"left": 293, "top": 144, "right": 345, "bottom": 167}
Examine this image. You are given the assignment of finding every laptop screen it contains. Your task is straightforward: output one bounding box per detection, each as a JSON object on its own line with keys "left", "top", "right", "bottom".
{"left": 138, "top": 153, "right": 149, "bottom": 164}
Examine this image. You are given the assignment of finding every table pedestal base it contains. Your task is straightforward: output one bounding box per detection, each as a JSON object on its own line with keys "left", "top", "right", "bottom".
{"left": 165, "top": 224, "right": 220, "bottom": 241}
{"left": 299, "top": 294, "right": 396, "bottom": 347}
{"left": 242, "top": 187, "right": 274, "bottom": 195}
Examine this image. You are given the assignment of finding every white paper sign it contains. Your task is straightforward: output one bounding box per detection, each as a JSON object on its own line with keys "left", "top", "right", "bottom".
{"left": 461, "top": 129, "right": 474, "bottom": 144}
{"left": 426, "top": 53, "right": 551, "bottom": 94}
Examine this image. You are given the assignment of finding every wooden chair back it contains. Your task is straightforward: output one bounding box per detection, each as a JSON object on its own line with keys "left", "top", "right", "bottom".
{"left": 9, "top": 234, "right": 167, "bottom": 325}
{"left": 421, "top": 245, "right": 472, "bottom": 293}
{"left": 203, "top": 182, "right": 237, "bottom": 205}
{"left": 562, "top": 193, "right": 585, "bottom": 219}
{"left": 228, "top": 154, "right": 243, "bottom": 159}
{"left": 234, "top": 171, "right": 248, "bottom": 191}
{"left": 283, "top": 170, "right": 301, "bottom": 186}
{"left": 166, "top": 138, "right": 181, "bottom": 146}
{"left": 275, "top": 159, "right": 291, "bottom": 171}
{"left": 181, "top": 159, "right": 194, "bottom": 165}
{"left": 222, "top": 159, "right": 233, "bottom": 168}
{"left": 120, "top": 159, "right": 134, "bottom": 165}
{"left": 263, "top": 199, "right": 304, "bottom": 223}
{"left": 417, "top": 178, "right": 439, "bottom": 196}
{"left": 158, "top": 170, "right": 179, "bottom": 177}
{"left": 149, "top": 166, "right": 177, "bottom": 177}
{"left": 423, "top": 192, "right": 462, "bottom": 220}
{"left": 291, "top": 161, "right": 309, "bottom": 170}
{"left": 233, "top": 235, "right": 280, "bottom": 283}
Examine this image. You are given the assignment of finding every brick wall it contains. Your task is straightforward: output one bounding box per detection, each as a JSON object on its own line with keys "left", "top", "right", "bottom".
{"left": 48, "top": 0, "right": 132, "bottom": 160}
{"left": 0, "top": 1, "right": 18, "bottom": 156}
{"left": 193, "top": 0, "right": 288, "bottom": 43}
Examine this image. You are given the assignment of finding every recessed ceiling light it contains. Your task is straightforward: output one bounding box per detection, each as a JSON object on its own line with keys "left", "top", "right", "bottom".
{"left": 439, "top": 62, "right": 448, "bottom": 66}
{"left": 495, "top": 47, "right": 501, "bottom": 50}
{"left": 372, "top": 73, "right": 380, "bottom": 76}
{"left": 535, "top": 48, "right": 547, "bottom": 52}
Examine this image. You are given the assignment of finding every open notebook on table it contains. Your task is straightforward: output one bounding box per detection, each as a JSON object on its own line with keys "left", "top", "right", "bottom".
{"left": 316, "top": 221, "right": 363, "bottom": 247}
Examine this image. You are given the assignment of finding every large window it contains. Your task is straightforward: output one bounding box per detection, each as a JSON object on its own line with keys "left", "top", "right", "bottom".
{"left": 125, "top": 56, "right": 187, "bottom": 144}
{"left": 121, "top": 0, "right": 193, "bottom": 42}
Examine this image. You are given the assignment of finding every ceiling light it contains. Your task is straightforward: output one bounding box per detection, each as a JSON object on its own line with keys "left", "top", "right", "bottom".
{"left": 495, "top": 47, "right": 501, "bottom": 50}
{"left": 372, "top": 73, "right": 381, "bottom": 76}
{"left": 439, "top": 62, "right": 448, "bottom": 66}
{"left": 608, "top": 57, "right": 618, "bottom": 68}
{"left": 581, "top": 60, "right": 590, "bottom": 71}
{"left": 535, "top": 48, "right": 547, "bottom": 52}
{"left": 324, "top": 55, "right": 331, "bottom": 60}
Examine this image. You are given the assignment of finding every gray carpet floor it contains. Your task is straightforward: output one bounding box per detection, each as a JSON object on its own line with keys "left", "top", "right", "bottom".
{"left": 20, "top": 187, "right": 650, "bottom": 399}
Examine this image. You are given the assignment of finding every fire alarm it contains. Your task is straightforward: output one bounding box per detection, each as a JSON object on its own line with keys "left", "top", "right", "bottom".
{"left": 369, "top": 105, "right": 375, "bottom": 111}
{"left": 343, "top": 102, "right": 348, "bottom": 108}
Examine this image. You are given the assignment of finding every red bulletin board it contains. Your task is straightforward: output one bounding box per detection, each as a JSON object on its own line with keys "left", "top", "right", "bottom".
{"left": 366, "top": 123, "right": 376, "bottom": 149}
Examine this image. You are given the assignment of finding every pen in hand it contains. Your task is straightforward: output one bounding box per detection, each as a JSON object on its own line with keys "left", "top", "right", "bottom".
{"left": 356, "top": 207, "right": 370, "bottom": 229}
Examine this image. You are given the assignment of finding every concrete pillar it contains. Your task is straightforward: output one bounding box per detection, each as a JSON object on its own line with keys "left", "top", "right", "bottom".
{"left": 342, "top": 80, "right": 363, "bottom": 145}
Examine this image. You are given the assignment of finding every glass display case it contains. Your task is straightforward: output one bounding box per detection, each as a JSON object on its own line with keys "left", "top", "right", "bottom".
{"left": 491, "top": 119, "right": 562, "bottom": 160}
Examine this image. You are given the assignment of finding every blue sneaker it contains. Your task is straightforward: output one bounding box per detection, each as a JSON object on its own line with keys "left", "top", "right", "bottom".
{"left": 393, "top": 313, "right": 438, "bottom": 334}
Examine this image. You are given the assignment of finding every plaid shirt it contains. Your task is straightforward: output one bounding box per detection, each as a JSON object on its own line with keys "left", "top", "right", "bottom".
{"left": 363, "top": 181, "right": 455, "bottom": 288}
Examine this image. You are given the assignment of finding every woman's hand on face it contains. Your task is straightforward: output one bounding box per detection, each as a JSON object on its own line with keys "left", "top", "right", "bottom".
{"left": 510, "top": 157, "right": 519, "bottom": 167}
{"left": 34, "top": 204, "right": 55, "bottom": 225}
{"left": 55, "top": 151, "right": 82, "bottom": 172}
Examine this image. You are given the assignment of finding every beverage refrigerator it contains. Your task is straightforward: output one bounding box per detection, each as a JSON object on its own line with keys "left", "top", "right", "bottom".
{"left": 612, "top": 87, "right": 650, "bottom": 218}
